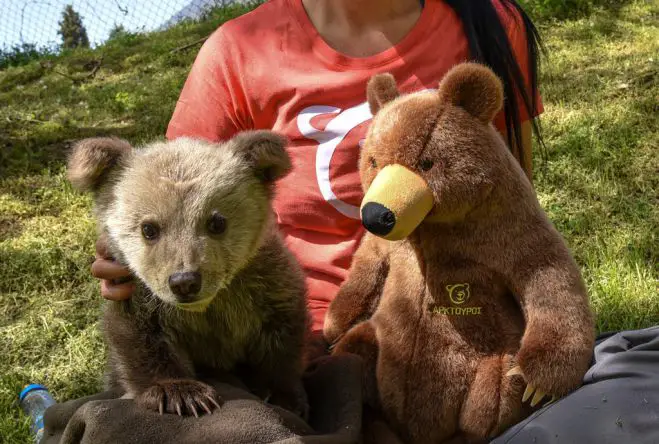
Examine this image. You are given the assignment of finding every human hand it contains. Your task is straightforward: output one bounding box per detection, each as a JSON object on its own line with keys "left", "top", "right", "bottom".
{"left": 90, "top": 233, "right": 135, "bottom": 301}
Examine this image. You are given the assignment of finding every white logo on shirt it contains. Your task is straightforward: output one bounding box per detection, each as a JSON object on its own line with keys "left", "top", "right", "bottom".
{"left": 297, "top": 101, "right": 372, "bottom": 220}
{"left": 296, "top": 90, "right": 432, "bottom": 220}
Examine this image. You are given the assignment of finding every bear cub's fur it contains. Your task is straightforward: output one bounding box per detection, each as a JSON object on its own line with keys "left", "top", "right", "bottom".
{"left": 68, "top": 131, "right": 310, "bottom": 418}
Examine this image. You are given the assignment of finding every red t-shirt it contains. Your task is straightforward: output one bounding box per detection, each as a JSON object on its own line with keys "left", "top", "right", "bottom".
{"left": 166, "top": 0, "right": 543, "bottom": 333}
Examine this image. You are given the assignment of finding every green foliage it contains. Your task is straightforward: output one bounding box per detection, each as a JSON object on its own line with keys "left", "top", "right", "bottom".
{"left": 0, "top": 44, "right": 55, "bottom": 71}
{"left": 107, "top": 24, "right": 131, "bottom": 42}
{"left": 58, "top": 5, "right": 90, "bottom": 50}
{"left": 0, "top": 0, "right": 657, "bottom": 441}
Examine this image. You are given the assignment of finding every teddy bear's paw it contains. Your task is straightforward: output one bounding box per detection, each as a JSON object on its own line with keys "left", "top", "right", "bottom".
{"left": 322, "top": 312, "right": 349, "bottom": 347}
{"left": 508, "top": 324, "right": 593, "bottom": 409}
{"left": 506, "top": 366, "right": 558, "bottom": 407}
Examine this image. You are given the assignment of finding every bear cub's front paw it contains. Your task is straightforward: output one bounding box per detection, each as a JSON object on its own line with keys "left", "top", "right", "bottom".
{"left": 137, "top": 379, "right": 223, "bottom": 417}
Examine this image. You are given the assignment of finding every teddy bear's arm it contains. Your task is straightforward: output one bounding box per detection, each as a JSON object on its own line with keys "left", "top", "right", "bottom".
{"left": 323, "top": 233, "right": 390, "bottom": 345}
{"left": 507, "top": 238, "right": 595, "bottom": 404}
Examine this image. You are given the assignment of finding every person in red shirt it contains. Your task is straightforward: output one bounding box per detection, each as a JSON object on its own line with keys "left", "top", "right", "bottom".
{"left": 92, "top": 0, "right": 543, "bottom": 334}
{"left": 90, "top": 2, "right": 659, "bottom": 443}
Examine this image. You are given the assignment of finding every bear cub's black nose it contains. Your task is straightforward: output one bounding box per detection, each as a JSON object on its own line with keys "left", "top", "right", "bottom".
{"left": 361, "top": 202, "right": 396, "bottom": 236}
{"left": 169, "top": 272, "right": 202, "bottom": 300}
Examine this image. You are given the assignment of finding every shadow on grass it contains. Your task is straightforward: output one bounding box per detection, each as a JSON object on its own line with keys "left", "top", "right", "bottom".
{"left": 0, "top": 217, "right": 24, "bottom": 242}
{"left": 0, "top": 124, "right": 142, "bottom": 180}
{"left": 524, "top": 0, "right": 636, "bottom": 22}
{"left": 0, "top": 245, "right": 92, "bottom": 304}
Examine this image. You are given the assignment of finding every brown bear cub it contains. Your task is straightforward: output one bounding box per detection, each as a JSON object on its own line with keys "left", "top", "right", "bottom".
{"left": 324, "top": 63, "right": 596, "bottom": 443}
{"left": 68, "top": 131, "right": 310, "bottom": 419}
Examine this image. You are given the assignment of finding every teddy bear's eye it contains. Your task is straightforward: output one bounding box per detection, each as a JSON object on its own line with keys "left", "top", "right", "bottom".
{"left": 141, "top": 222, "right": 160, "bottom": 241}
{"left": 369, "top": 157, "right": 377, "bottom": 168}
{"left": 419, "top": 159, "right": 434, "bottom": 172}
{"left": 207, "top": 211, "right": 227, "bottom": 236}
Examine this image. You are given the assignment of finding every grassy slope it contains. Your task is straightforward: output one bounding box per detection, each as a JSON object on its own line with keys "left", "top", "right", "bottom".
{"left": 534, "top": 0, "right": 658, "bottom": 331}
{"left": 0, "top": 1, "right": 657, "bottom": 442}
{"left": 0, "top": 6, "right": 256, "bottom": 442}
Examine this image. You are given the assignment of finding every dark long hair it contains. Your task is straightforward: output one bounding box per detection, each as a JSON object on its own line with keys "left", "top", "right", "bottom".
{"left": 443, "top": 0, "right": 545, "bottom": 167}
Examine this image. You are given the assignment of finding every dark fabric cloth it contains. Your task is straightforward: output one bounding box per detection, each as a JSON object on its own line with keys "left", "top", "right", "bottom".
{"left": 41, "top": 327, "right": 659, "bottom": 444}
{"left": 41, "top": 354, "right": 364, "bottom": 444}
{"left": 492, "top": 326, "right": 659, "bottom": 444}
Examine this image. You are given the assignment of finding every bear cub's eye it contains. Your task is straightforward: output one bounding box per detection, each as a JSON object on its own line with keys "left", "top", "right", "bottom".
{"left": 207, "top": 211, "right": 227, "bottom": 236}
{"left": 369, "top": 157, "right": 377, "bottom": 168}
{"left": 418, "top": 159, "right": 434, "bottom": 172}
{"left": 141, "top": 222, "right": 160, "bottom": 241}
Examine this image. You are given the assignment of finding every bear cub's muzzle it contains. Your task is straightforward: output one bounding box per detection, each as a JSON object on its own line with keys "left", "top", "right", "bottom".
{"left": 168, "top": 271, "right": 202, "bottom": 301}
{"left": 169, "top": 271, "right": 217, "bottom": 312}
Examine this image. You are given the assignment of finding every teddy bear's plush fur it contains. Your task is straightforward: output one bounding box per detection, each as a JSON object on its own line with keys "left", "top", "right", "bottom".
{"left": 324, "top": 63, "right": 595, "bottom": 443}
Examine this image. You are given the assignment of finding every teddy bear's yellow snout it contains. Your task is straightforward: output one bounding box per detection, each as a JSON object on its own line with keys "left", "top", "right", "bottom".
{"left": 360, "top": 164, "right": 434, "bottom": 241}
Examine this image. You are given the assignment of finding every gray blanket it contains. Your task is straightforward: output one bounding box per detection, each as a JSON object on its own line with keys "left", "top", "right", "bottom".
{"left": 40, "top": 327, "right": 659, "bottom": 444}
{"left": 41, "top": 354, "right": 402, "bottom": 444}
{"left": 492, "top": 326, "right": 659, "bottom": 444}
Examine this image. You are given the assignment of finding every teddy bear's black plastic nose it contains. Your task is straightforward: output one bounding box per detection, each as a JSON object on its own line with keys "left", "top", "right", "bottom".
{"left": 169, "top": 272, "right": 202, "bottom": 301}
{"left": 362, "top": 202, "right": 396, "bottom": 236}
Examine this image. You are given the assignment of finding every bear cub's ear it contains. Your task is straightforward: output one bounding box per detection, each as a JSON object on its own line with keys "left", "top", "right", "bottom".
{"left": 230, "top": 130, "right": 292, "bottom": 183}
{"left": 67, "top": 137, "right": 132, "bottom": 192}
{"left": 437, "top": 62, "right": 504, "bottom": 124}
{"left": 366, "top": 73, "right": 400, "bottom": 115}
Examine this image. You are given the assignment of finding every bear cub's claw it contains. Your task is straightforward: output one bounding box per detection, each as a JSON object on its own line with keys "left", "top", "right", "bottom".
{"left": 137, "top": 379, "right": 223, "bottom": 417}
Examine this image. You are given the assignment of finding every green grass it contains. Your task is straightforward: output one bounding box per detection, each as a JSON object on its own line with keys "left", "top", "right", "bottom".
{"left": 532, "top": 0, "right": 658, "bottom": 331}
{"left": 1, "top": 1, "right": 657, "bottom": 442}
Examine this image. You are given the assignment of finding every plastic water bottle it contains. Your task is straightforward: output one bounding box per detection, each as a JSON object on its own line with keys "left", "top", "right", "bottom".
{"left": 19, "top": 384, "right": 56, "bottom": 443}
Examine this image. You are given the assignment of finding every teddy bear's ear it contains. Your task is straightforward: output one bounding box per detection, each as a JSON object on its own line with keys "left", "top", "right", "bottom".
{"left": 67, "top": 137, "right": 132, "bottom": 192}
{"left": 230, "top": 130, "right": 292, "bottom": 183}
{"left": 366, "top": 73, "right": 400, "bottom": 115}
{"left": 437, "top": 62, "right": 504, "bottom": 124}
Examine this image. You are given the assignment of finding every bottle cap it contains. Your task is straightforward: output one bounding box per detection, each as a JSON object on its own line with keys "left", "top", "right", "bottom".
{"left": 19, "top": 384, "right": 47, "bottom": 402}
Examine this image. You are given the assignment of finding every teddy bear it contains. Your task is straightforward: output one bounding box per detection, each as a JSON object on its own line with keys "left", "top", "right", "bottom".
{"left": 323, "top": 63, "right": 596, "bottom": 443}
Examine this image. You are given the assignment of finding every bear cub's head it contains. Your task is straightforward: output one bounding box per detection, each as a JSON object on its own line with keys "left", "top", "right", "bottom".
{"left": 360, "top": 62, "right": 520, "bottom": 241}
{"left": 68, "top": 131, "right": 291, "bottom": 311}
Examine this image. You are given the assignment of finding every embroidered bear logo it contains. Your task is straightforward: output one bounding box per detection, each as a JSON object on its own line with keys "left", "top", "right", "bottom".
{"left": 446, "top": 284, "right": 470, "bottom": 305}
